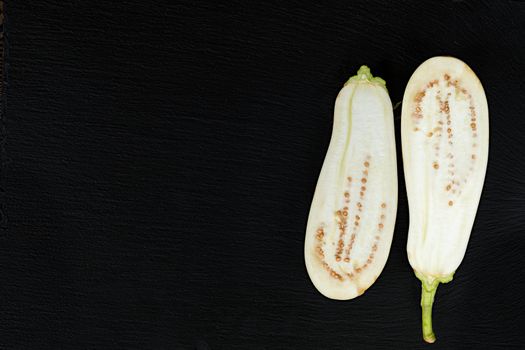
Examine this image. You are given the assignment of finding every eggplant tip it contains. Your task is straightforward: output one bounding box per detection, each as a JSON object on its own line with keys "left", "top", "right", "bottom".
{"left": 424, "top": 334, "right": 436, "bottom": 344}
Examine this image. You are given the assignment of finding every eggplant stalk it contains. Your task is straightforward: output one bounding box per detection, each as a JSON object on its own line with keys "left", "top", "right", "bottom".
{"left": 416, "top": 271, "right": 453, "bottom": 343}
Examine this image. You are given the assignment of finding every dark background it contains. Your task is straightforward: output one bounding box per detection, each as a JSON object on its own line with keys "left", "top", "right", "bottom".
{"left": 1, "top": 0, "right": 524, "bottom": 349}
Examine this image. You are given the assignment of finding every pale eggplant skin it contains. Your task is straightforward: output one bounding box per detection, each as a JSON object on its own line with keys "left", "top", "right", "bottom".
{"left": 305, "top": 67, "right": 397, "bottom": 300}
{"left": 402, "top": 57, "right": 489, "bottom": 343}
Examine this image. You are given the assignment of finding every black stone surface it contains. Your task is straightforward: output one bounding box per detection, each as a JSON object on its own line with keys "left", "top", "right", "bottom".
{"left": 1, "top": 1, "right": 524, "bottom": 349}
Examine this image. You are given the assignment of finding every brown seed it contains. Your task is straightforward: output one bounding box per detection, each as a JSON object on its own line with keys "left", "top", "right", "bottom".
{"left": 360, "top": 191, "right": 364, "bottom": 197}
{"left": 444, "top": 74, "right": 450, "bottom": 80}
{"left": 347, "top": 176, "right": 352, "bottom": 182}
{"left": 414, "top": 127, "right": 420, "bottom": 132}
{"left": 471, "top": 122, "right": 476, "bottom": 129}
{"left": 472, "top": 154, "right": 476, "bottom": 160}
{"left": 361, "top": 178, "right": 367, "bottom": 184}
{"left": 361, "top": 186, "right": 366, "bottom": 191}
{"left": 433, "top": 162, "right": 439, "bottom": 169}
{"left": 344, "top": 192, "right": 349, "bottom": 198}
{"left": 378, "top": 223, "right": 384, "bottom": 229}
{"left": 357, "top": 202, "right": 362, "bottom": 208}
{"left": 372, "top": 244, "right": 378, "bottom": 251}
{"left": 355, "top": 215, "right": 360, "bottom": 220}
{"left": 336, "top": 256, "right": 341, "bottom": 262}
{"left": 427, "top": 132, "right": 433, "bottom": 137}
{"left": 344, "top": 258, "right": 350, "bottom": 263}
{"left": 447, "top": 128, "right": 452, "bottom": 133}
{"left": 415, "top": 106, "right": 421, "bottom": 112}
{"left": 446, "top": 184, "right": 451, "bottom": 191}
{"left": 367, "top": 259, "right": 372, "bottom": 264}
{"left": 364, "top": 161, "right": 370, "bottom": 167}
{"left": 317, "top": 228, "right": 323, "bottom": 234}
{"left": 355, "top": 221, "right": 359, "bottom": 226}
{"left": 381, "top": 203, "right": 386, "bottom": 208}
{"left": 380, "top": 214, "right": 385, "bottom": 219}
{"left": 448, "top": 200, "right": 454, "bottom": 206}
{"left": 343, "top": 211, "right": 348, "bottom": 217}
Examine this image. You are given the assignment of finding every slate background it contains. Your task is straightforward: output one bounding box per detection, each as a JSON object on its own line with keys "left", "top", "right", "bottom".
{"left": 1, "top": 1, "right": 525, "bottom": 349}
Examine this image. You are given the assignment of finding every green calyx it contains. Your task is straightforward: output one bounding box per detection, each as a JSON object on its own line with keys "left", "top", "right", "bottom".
{"left": 415, "top": 271, "right": 454, "bottom": 343}
{"left": 345, "top": 65, "right": 386, "bottom": 88}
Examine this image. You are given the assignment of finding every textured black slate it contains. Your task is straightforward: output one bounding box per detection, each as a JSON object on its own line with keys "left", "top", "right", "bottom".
{"left": 1, "top": 1, "right": 525, "bottom": 349}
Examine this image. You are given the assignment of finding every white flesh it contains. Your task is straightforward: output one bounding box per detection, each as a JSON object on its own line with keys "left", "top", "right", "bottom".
{"left": 305, "top": 67, "right": 397, "bottom": 300}
{"left": 402, "top": 57, "right": 488, "bottom": 277}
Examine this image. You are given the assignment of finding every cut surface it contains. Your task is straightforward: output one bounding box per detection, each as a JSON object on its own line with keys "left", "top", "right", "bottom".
{"left": 402, "top": 56, "right": 489, "bottom": 277}
{"left": 305, "top": 67, "right": 397, "bottom": 300}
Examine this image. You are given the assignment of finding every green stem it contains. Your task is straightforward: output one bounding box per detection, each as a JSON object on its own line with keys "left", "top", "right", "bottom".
{"left": 345, "top": 65, "right": 387, "bottom": 89}
{"left": 414, "top": 271, "right": 454, "bottom": 344}
{"left": 421, "top": 279, "right": 438, "bottom": 343}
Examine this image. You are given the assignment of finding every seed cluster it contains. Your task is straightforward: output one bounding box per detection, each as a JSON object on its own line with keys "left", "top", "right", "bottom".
{"left": 343, "top": 156, "right": 371, "bottom": 262}
{"left": 346, "top": 202, "right": 386, "bottom": 279}
{"left": 412, "top": 73, "right": 479, "bottom": 206}
{"left": 314, "top": 157, "right": 386, "bottom": 282}
{"left": 315, "top": 228, "right": 344, "bottom": 281}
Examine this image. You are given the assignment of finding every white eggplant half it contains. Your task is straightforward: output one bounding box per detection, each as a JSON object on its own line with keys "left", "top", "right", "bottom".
{"left": 402, "top": 57, "right": 488, "bottom": 343}
{"left": 305, "top": 66, "right": 397, "bottom": 300}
